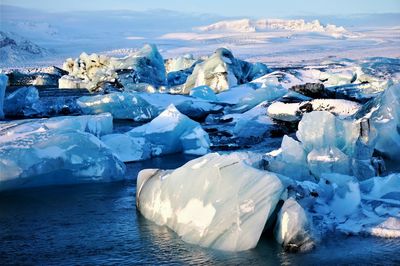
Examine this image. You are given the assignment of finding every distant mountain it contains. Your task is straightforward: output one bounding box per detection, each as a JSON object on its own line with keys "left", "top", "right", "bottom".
{"left": 0, "top": 31, "right": 49, "bottom": 66}
{"left": 195, "top": 18, "right": 354, "bottom": 38}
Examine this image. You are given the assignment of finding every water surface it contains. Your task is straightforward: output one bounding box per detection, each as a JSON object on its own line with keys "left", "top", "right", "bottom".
{"left": 1, "top": 154, "right": 399, "bottom": 265}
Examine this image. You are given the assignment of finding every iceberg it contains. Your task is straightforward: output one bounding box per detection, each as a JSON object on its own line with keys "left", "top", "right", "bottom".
{"left": 274, "top": 198, "right": 314, "bottom": 252}
{"left": 128, "top": 104, "right": 210, "bottom": 156}
{"left": 77, "top": 92, "right": 159, "bottom": 121}
{"left": 0, "top": 113, "right": 124, "bottom": 191}
{"left": 136, "top": 153, "right": 285, "bottom": 251}
{"left": 3, "top": 87, "right": 43, "bottom": 117}
{"left": 265, "top": 111, "right": 376, "bottom": 180}
{"left": 61, "top": 44, "right": 166, "bottom": 91}
{"left": 0, "top": 74, "right": 7, "bottom": 119}
{"left": 183, "top": 48, "right": 270, "bottom": 94}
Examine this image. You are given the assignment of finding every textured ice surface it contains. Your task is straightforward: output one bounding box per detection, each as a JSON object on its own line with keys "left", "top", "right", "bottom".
{"left": 274, "top": 198, "right": 314, "bottom": 252}
{"left": 128, "top": 105, "right": 210, "bottom": 156}
{"left": 265, "top": 111, "right": 376, "bottom": 180}
{"left": 0, "top": 74, "right": 7, "bottom": 119}
{"left": 61, "top": 44, "right": 166, "bottom": 91}
{"left": 136, "top": 153, "right": 284, "bottom": 251}
{"left": 165, "top": 54, "right": 197, "bottom": 73}
{"left": 3, "top": 87, "right": 43, "bottom": 117}
{"left": 183, "top": 48, "right": 269, "bottom": 94}
{"left": 267, "top": 99, "right": 361, "bottom": 122}
{"left": 0, "top": 113, "right": 124, "bottom": 191}
{"left": 218, "top": 74, "right": 287, "bottom": 112}
{"left": 77, "top": 92, "right": 159, "bottom": 121}
{"left": 367, "top": 84, "right": 400, "bottom": 161}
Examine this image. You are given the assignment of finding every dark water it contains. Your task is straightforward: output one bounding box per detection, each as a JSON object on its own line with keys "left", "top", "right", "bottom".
{"left": 1, "top": 154, "right": 399, "bottom": 265}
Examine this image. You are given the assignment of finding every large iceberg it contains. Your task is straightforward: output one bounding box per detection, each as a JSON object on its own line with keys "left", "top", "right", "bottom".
{"left": 0, "top": 74, "right": 7, "bottom": 119}
{"left": 0, "top": 113, "right": 124, "bottom": 191}
{"left": 77, "top": 92, "right": 159, "bottom": 121}
{"left": 61, "top": 44, "right": 166, "bottom": 91}
{"left": 136, "top": 153, "right": 285, "bottom": 251}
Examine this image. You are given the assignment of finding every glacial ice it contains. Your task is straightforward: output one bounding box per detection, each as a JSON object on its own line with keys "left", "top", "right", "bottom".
{"left": 183, "top": 48, "right": 270, "bottom": 94}
{"left": 165, "top": 54, "right": 197, "bottom": 73}
{"left": 128, "top": 104, "right": 210, "bottom": 156}
{"left": 61, "top": 44, "right": 166, "bottom": 91}
{"left": 189, "top": 85, "right": 218, "bottom": 101}
{"left": 365, "top": 84, "right": 400, "bottom": 162}
{"left": 136, "top": 153, "right": 285, "bottom": 251}
{"left": 0, "top": 74, "right": 7, "bottom": 119}
{"left": 265, "top": 111, "right": 376, "bottom": 180}
{"left": 101, "top": 134, "right": 151, "bottom": 162}
{"left": 0, "top": 113, "right": 124, "bottom": 191}
{"left": 274, "top": 198, "right": 314, "bottom": 252}
{"left": 3, "top": 87, "right": 43, "bottom": 117}
{"left": 77, "top": 92, "right": 159, "bottom": 121}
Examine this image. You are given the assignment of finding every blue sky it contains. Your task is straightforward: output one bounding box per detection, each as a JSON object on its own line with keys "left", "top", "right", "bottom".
{"left": 3, "top": 0, "right": 400, "bottom": 17}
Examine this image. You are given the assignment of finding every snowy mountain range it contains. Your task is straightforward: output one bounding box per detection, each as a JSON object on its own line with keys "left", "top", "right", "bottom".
{"left": 195, "top": 18, "right": 354, "bottom": 38}
{"left": 0, "top": 31, "right": 49, "bottom": 67}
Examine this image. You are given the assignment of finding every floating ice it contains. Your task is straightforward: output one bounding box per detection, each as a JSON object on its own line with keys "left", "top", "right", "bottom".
{"left": 183, "top": 48, "right": 270, "bottom": 94}
{"left": 0, "top": 113, "right": 124, "bottom": 191}
{"left": 128, "top": 104, "right": 210, "bottom": 156}
{"left": 101, "top": 134, "right": 151, "bottom": 162}
{"left": 3, "top": 87, "right": 43, "bottom": 117}
{"left": 61, "top": 44, "right": 166, "bottom": 91}
{"left": 274, "top": 198, "right": 314, "bottom": 252}
{"left": 265, "top": 111, "right": 376, "bottom": 180}
{"left": 189, "top": 85, "right": 218, "bottom": 101}
{"left": 136, "top": 153, "right": 285, "bottom": 251}
{"left": 77, "top": 92, "right": 159, "bottom": 121}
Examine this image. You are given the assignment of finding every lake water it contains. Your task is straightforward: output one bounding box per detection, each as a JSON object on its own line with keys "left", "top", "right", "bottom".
{"left": 1, "top": 154, "right": 399, "bottom": 265}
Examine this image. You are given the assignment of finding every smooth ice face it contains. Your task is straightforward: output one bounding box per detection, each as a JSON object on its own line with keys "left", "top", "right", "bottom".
{"left": 101, "top": 134, "right": 151, "bottom": 162}
{"left": 77, "top": 92, "right": 159, "bottom": 121}
{"left": 0, "top": 74, "right": 7, "bottom": 119}
{"left": 189, "top": 85, "right": 218, "bottom": 101}
{"left": 368, "top": 84, "right": 400, "bottom": 161}
{"left": 0, "top": 114, "right": 124, "bottom": 191}
{"left": 274, "top": 198, "right": 314, "bottom": 252}
{"left": 128, "top": 104, "right": 210, "bottom": 156}
{"left": 136, "top": 153, "right": 285, "bottom": 251}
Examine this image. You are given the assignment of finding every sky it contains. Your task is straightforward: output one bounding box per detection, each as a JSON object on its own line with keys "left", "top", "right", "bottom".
{"left": 2, "top": 0, "right": 400, "bottom": 17}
